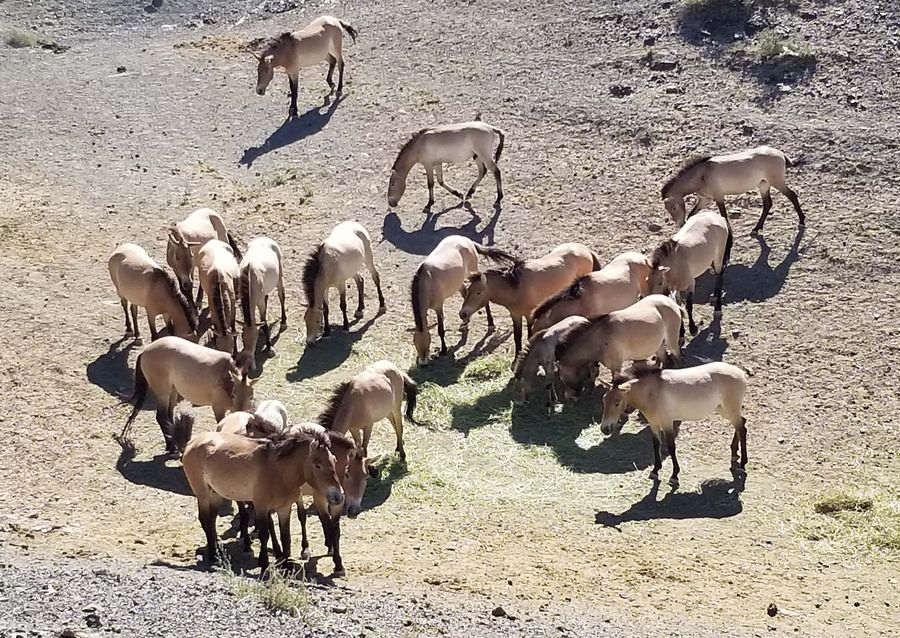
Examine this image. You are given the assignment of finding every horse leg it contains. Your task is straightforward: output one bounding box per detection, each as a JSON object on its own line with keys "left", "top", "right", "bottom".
{"left": 265, "top": 513, "right": 283, "bottom": 559}
{"left": 287, "top": 72, "right": 299, "bottom": 118}
{"left": 277, "top": 275, "right": 287, "bottom": 325}
{"left": 120, "top": 299, "right": 133, "bottom": 336}
{"left": 436, "top": 308, "right": 447, "bottom": 355}
{"left": 649, "top": 430, "right": 662, "bottom": 482}
{"left": 195, "top": 285, "right": 204, "bottom": 311}
{"left": 354, "top": 274, "right": 365, "bottom": 318}
{"left": 296, "top": 501, "right": 310, "bottom": 559}
{"left": 780, "top": 186, "right": 805, "bottom": 227}
{"left": 738, "top": 417, "right": 748, "bottom": 469}
{"left": 337, "top": 57, "right": 345, "bottom": 95}
{"left": 715, "top": 199, "right": 727, "bottom": 219}
{"left": 155, "top": 405, "right": 174, "bottom": 453}
{"left": 276, "top": 507, "right": 292, "bottom": 562}
{"left": 465, "top": 159, "right": 488, "bottom": 200}
{"left": 482, "top": 156, "right": 503, "bottom": 205}
{"left": 199, "top": 502, "right": 219, "bottom": 564}
{"left": 435, "top": 164, "right": 462, "bottom": 199}
{"left": 316, "top": 509, "right": 334, "bottom": 555}
{"left": 512, "top": 315, "right": 523, "bottom": 357}
{"left": 237, "top": 502, "right": 251, "bottom": 553}
{"left": 362, "top": 425, "right": 374, "bottom": 459}
{"left": 322, "top": 300, "right": 330, "bottom": 336}
{"left": 339, "top": 286, "right": 349, "bottom": 329}
{"left": 685, "top": 290, "right": 698, "bottom": 336}
{"left": 326, "top": 54, "right": 337, "bottom": 94}
{"left": 484, "top": 303, "right": 495, "bottom": 331}
{"left": 666, "top": 425, "right": 681, "bottom": 488}
{"left": 130, "top": 304, "right": 140, "bottom": 340}
{"left": 751, "top": 185, "right": 773, "bottom": 236}
{"left": 147, "top": 313, "right": 159, "bottom": 341}
{"left": 390, "top": 409, "right": 406, "bottom": 460}
{"left": 425, "top": 165, "right": 435, "bottom": 208}
{"left": 255, "top": 510, "right": 271, "bottom": 577}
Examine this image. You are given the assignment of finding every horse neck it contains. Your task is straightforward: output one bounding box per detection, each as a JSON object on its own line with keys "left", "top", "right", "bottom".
{"left": 394, "top": 143, "right": 419, "bottom": 176}
{"left": 485, "top": 271, "right": 519, "bottom": 308}
{"left": 156, "top": 279, "right": 191, "bottom": 333}
{"left": 672, "top": 167, "right": 703, "bottom": 198}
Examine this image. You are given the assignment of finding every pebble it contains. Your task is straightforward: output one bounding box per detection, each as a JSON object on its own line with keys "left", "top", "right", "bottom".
{"left": 491, "top": 606, "right": 507, "bottom": 618}
{"left": 767, "top": 603, "right": 778, "bottom": 617}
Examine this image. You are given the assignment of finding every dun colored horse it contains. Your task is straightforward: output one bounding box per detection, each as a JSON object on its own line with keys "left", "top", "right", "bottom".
{"left": 599, "top": 362, "right": 749, "bottom": 488}
{"left": 303, "top": 221, "right": 385, "bottom": 344}
{"left": 319, "top": 360, "right": 417, "bottom": 460}
{"left": 251, "top": 16, "right": 358, "bottom": 118}
{"left": 459, "top": 242, "right": 599, "bottom": 357}
{"left": 648, "top": 210, "right": 732, "bottom": 335}
{"left": 511, "top": 315, "right": 591, "bottom": 408}
{"left": 530, "top": 251, "right": 652, "bottom": 333}
{"left": 182, "top": 426, "right": 343, "bottom": 574}
{"left": 108, "top": 243, "right": 198, "bottom": 342}
{"left": 388, "top": 119, "right": 505, "bottom": 208}
{"left": 122, "top": 336, "right": 257, "bottom": 453}
{"left": 197, "top": 239, "right": 240, "bottom": 353}
{"left": 554, "top": 295, "right": 683, "bottom": 397}
{"left": 661, "top": 146, "right": 804, "bottom": 235}
{"left": 411, "top": 235, "right": 515, "bottom": 364}
{"left": 167, "top": 208, "right": 241, "bottom": 306}
{"left": 238, "top": 237, "right": 287, "bottom": 373}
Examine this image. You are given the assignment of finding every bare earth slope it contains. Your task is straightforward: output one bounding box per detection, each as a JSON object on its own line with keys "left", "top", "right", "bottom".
{"left": 1, "top": 0, "right": 898, "bottom": 636}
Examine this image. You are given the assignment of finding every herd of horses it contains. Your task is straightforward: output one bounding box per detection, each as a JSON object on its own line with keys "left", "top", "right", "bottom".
{"left": 108, "top": 15, "right": 806, "bottom": 578}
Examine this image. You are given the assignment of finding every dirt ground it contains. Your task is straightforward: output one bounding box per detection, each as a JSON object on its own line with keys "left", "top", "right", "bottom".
{"left": 1, "top": 0, "right": 898, "bottom": 636}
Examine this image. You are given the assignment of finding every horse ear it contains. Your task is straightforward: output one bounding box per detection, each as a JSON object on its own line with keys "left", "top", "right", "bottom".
{"left": 535, "top": 365, "right": 547, "bottom": 378}
{"left": 245, "top": 48, "right": 262, "bottom": 61}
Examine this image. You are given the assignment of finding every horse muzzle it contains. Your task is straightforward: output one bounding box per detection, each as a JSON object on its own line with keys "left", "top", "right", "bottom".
{"left": 256, "top": 87, "right": 266, "bottom": 96}
{"left": 327, "top": 487, "right": 344, "bottom": 507}
{"left": 600, "top": 421, "right": 621, "bottom": 436}
{"left": 458, "top": 309, "right": 470, "bottom": 322}
{"left": 344, "top": 500, "right": 361, "bottom": 519}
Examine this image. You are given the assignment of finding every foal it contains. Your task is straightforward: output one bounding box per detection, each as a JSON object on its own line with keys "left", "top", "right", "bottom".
{"left": 459, "top": 242, "right": 599, "bottom": 357}
{"left": 108, "top": 243, "right": 198, "bottom": 342}
{"left": 238, "top": 237, "right": 287, "bottom": 373}
{"left": 197, "top": 240, "right": 240, "bottom": 353}
{"left": 252, "top": 15, "right": 358, "bottom": 118}
{"left": 661, "top": 146, "right": 804, "bottom": 235}
{"left": 511, "top": 315, "right": 591, "bottom": 408}
{"left": 167, "top": 208, "right": 241, "bottom": 306}
{"left": 303, "top": 221, "right": 385, "bottom": 344}
{"left": 599, "top": 362, "right": 749, "bottom": 488}
{"left": 648, "top": 210, "right": 732, "bottom": 335}
{"left": 411, "top": 235, "right": 515, "bottom": 364}
{"left": 388, "top": 119, "right": 506, "bottom": 208}
{"left": 530, "top": 251, "right": 652, "bottom": 333}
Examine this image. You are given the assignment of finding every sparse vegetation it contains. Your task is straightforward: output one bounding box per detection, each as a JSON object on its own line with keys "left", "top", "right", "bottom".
{"left": 753, "top": 28, "right": 815, "bottom": 62}
{"left": 813, "top": 492, "right": 873, "bottom": 515}
{"left": 230, "top": 568, "right": 314, "bottom": 620}
{"left": 800, "top": 491, "right": 900, "bottom": 553}
{"left": 5, "top": 27, "right": 39, "bottom": 48}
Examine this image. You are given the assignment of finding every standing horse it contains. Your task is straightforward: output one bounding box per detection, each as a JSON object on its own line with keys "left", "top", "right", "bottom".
{"left": 197, "top": 240, "right": 240, "bottom": 354}
{"left": 108, "top": 243, "right": 198, "bottom": 342}
{"left": 411, "top": 235, "right": 515, "bottom": 364}
{"left": 599, "top": 362, "right": 749, "bottom": 488}
{"left": 238, "top": 237, "right": 287, "bottom": 373}
{"left": 388, "top": 119, "right": 505, "bottom": 209}
{"left": 251, "top": 16, "right": 358, "bottom": 118}
{"left": 303, "top": 221, "right": 385, "bottom": 344}
{"left": 459, "top": 242, "right": 599, "bottom": 357}
{"left": 166, "top": 208, "right": 241, "bottom": 307}
{"left": 661, "top": 146, "right": 804, "bottom": 235}
{"left": 648, "top": 210, "right": 732, "bottom": 335}
{"left": 511, "top": 315, "right": 591, "bottom": 408}
{"left": 530, "top": 251, "right": 653, "bottom": 333}
{"left": 182, "top": 427, "right": 343, "bottom": 574}
{"left": 122, "top": 336, "right": 257, "bottom": 453}
{"left": 318, "top": 360, "right": 417, "bottom": 460}
{"left": 553, "top": 295, "right": 684, "bottom": 397}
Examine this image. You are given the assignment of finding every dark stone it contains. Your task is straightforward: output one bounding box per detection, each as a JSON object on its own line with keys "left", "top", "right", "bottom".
{"left": 609, "top": 84, "right": 633, "bottom": 98}
{"left": 767, "top": 603, "right": 778, "bottom": 617}
{"left": 116, "top": 65, "right": 127, "bottom": 73}
{"left": 649, "top": 58, "right": 679, "bottom": 71}
{"left": 644, "top": 35, "right": 656, "bottom": 46}
{"left": 491, "top": 606, "right": 507, "bottom": 618}
{"left": 665, "top": 85, "right": 685, "bottom": 94}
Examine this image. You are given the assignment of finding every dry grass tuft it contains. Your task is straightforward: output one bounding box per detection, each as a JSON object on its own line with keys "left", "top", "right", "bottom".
{"left": 800, "top": 490, "right": 900, "bottom": 553}
{"left": 5, "top": 28, "right": 39, "bottom": 48}
{"left": 229, "top": 568, "right": 314, "bottom": 620}
{"left": 813, "top": 492, "right": 872, "bottom": 515}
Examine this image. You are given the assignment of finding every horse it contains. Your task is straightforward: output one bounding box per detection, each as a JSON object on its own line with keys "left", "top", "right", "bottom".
{"left": 599, "top": 362, "right": 749, "bottom": 488}
{"left": 511, "top": 315, "right": 591, "bottom": 409}
{"left": 197, "top": 240, "right": 240, "bottom": 354}
{"left": 554, "top": 295, "right": 684, "bottom": 397}
{"left": 108, "top": 243, "right": 199, "bottom": 342}
{"left": 318, "top": 360, "right": 417, "bottom": 460}
{"left": 530, "top": 251, "right": 653, "bottom": 333}
{"left": 648, "top": 210, "right": 732, "bottom": 335}
{"left": 166, "top": 208, "right": 241, "bottom": 307}
{"left": 250, "top": 16, "right": 358, "bottom": 118}
{"left": 303, "top": 221, "right": 385, "bottom": 344}
{"left": 238, "top": 237, "right": 287, "bottom": 373}
{"left": 411, "top": 235, "right": 516, "bottom": 364}
{"left": 182, "top": 426, "right": 344, "bottom": 574}
{"left": 459, "top": 242, "right": 600, "bottom": 357}
{"left": 661, "top": 146, "right": 804, "bottom": 235}
{"left": 122, "top": 336, "right": 257, "bottom": 453}
{"left": 388, "top": 119, "right": 505, "bottom": 209}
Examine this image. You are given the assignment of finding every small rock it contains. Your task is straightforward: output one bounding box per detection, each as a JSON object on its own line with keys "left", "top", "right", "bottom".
{"left": 799, "top": 10, "right": 817, "bottom": 20}
{"left": 608, "top": 84, "right": 633, "bottom": 98}
{"left": 648, "top": 222, "right": 662, "bottom": 232}
{"left": 767, "top": 603, "right": 778, "bottom": 617}
{"left": 116, "top": 65, "right": 126, "bottom": 73}
{"left": 741, "top": 124, "right": 754, "bottom": 136}
{"left": 649, "top": 58, "right": 678, "bottom": 72}
{"left": 731, "top": 329, "right": 741, "bottom": 338}
{"left": 332, "top": 605, "right": 348, "bottom": 614}
{"left": 664, "top": 85, "right": 684, "bottom": 94}
{"left": 152, "top": 0, "right": 163, "bottom": 7}
{"left": 777, "top": 438, "right": 785, "bottom": 444}
{"left": 643, "top": 35, "right": 656, "bottom": 46}
{"left": 491, "top": 606, "right": 507, "bottom": 618}
{"left": 403, "top": 619, "right": 412, "bottom": 626}
{"left": 85, "top": 613, "right": 102, "bottom": 628}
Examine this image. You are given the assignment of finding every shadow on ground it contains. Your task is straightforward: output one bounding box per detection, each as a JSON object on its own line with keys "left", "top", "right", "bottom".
{"left": 725, "top": 226, "right": 806, "bottom": 304}
{"left": 86, "top": 338, "right": 138, "bottom": 401}
{"left": 115, "top": 439, "right": 191, "bottom": 496}
{"left": 361, "top": 455, "right": 409, "bottom": 511}
{"left": 286, "top": 315, "right": 378, "bottom": 382}
{"left": 381, "top": 201, "right": 502, "bottom": 255}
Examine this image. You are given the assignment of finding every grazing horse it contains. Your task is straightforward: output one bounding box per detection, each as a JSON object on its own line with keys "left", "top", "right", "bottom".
{"left": 388, "top": 119, "right": 505, "bottom": 208}
{"left": 411, "top": 235, "right": 515, "bottom": 364}
{"left": 108, "top": 243, "right": 198, "bottom": 342}
{"left": 319, "top": 360, "right": 417, "bottom": 460}
{"left": 167, "top": 208, "right": 241, "bottom": 307}
{"left": 122, "top": 336, "right": 257, "bottom": 453}
{"left": 303, "top": 221, "right": 385, "bottom": 344}
{"left": 648, "top": 210, "right": 732, "bottom": 335}
{"left": 197, "top": 240, "right": 240, "bottom": 354}
{"left": 511, "top": 315, "right": 591, "bottom": 408}
{"left": 599, "top": 362, "right": 749, "bottom": 488}
{"left": 238, "top": 237, "right": 287, "bottom": 373}
{"left": 251, "top": 16, "right": 358, "bottom": 118}
{"left": 459, "top": 242, "right": 600, "bottom": 357}
{"left": 530, "top": 251, "right": 653, "bottom": 333}
{"left": 182, "top": 427, "right": 343, "bottom": 574}
{"left": 661, "top": 146, "right": 804, "bottom": 235}
{"left": 554, "top": 295, "right": 684, "bottom": 397}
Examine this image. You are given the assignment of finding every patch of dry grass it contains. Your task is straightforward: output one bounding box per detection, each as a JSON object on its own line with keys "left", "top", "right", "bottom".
{"left": 799, "top": 490, "right": 900, "bottom": 553}
{"left": 4, "top": 27, "right": 39, "bottom": 48}
{"left": 229, "top": 568, "right": 315, "bottom": 621}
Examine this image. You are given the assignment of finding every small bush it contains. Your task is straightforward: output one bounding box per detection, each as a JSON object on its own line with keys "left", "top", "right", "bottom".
{"left": 814, "top": 493, "right": 873, "bottom": 515}
{"left": 230, "top": 569, "right": 312, "bottom": 619}
{"left": 5, "top": 28, "right": 39, "bottom": 48}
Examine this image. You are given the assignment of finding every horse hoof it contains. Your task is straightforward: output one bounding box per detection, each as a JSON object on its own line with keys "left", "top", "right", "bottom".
{"left": 300, "top": 548, "right": 310, "bottom": 560}
{"left": 332, "top": 568, "right": 346, "bottom": 578}
{"left": 689, "top": 325, "right": 698, "bottom": 336}
{"left": 649, "top": 471, "right": 659, "bottom": 482}
{"left": 669, "top": 477, "right": 679, "bottom": 489}
{"left": 325, "top": 548, "right": 333, "bottom": 557}
{"left": 354, "top": 310, "right": 364, "bottom": 319}
{"left": 749, "top": 229, "right": 760, "bottom": 237}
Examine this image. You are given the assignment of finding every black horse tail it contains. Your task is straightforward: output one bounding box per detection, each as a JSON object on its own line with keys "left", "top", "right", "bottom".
{"left": 339, "top": 20, "right": 358, "bottom": 43}
{"left": 493, "top": 127, "right": 505, "bottom": 163}
{"left": 723, "top": 223, "right": 734, "bottom": 267}
{"left": 403, "top": 375, "right": 418, "bottom": 422}
{"left": 411, "top": 266, "right": 426, "bottom": 332}
{"left": 226, "top": 232, "right": 242, "bottom": 261}
{"left": 122, "top": 353, "right": 148, "bottom": 439}
{"left": 474, "top": 243, "right": 516, "bottom": 264}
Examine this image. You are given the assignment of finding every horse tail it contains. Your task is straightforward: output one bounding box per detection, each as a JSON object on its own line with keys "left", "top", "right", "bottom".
{"left": 123, "top": 353, "right": 148, "bottom": 439}
{"left": 492, "top": 127, "right": 505, "bottom": 164}
{"left": 411, "top": 265, "right": 426, "bottom": 332}
{"left": 590, "top": 251, "right": 603, "bottom": 271}
{"left": 227, "top": 232, "right": 242, "bottom": 261}
{"left": 239, "top": 264, "right": 252, "bottom": 326}
{"left": 402, "top": 374, "right": 418, "bottom": 422}
{"left": 474, "top": 243, "right": 516, "bottom": 264}
{"left": 211, "top": 273, "right": 228, "bottom": 335}
{"left": 339, "top": 20, "right": 358, "bottom": 44}
{"left": 723, "top": 222, "right": 734, "bottom": 267}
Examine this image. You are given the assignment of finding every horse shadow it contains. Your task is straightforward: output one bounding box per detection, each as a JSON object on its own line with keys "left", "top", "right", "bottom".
{"left": 361, "top": 455, "right": 410, "bottom": 511}
{"left": 381, "top": 201, "right": 502, "bottom": 256}
{"left": 725, "top": 227, "right": 806, "bottom": 305}
{"left": 246, "top": 321, "right": 289, "bottom": 379}
{"left": 86, "top": 338, "right": 138, "bottom": 401}
{"left": 408, "top": 327, "right": 512, "bottom": 393}
{"left": 115, "top": 439, "right": 191, "bottom": 496}
{"left": 683, "top": 316, "right": 728, "bottom": 364}
{"left": 239, "top": 95, "right": 345, "bottom": 167}
{"left": 595, "top": 474, "right": 746, "bottom": 527}
{"left": 285, "top": 315, "right": 377, "bottom": 382}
